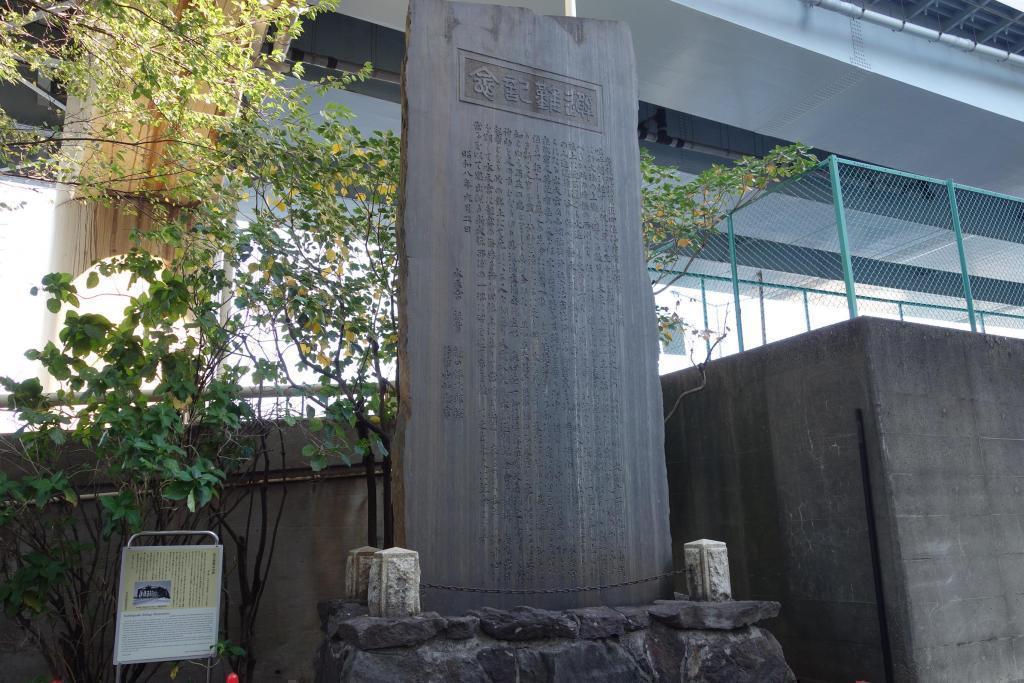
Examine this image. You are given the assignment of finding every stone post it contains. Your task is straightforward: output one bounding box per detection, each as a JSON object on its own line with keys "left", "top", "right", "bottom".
{"left": 684, "top": 539, "right": 732, "bottom": 602}
{"left": 368, "top": 548, "right": 421, "bottom": 617}
{"left": 344, "top": 546, "right": 381, "bottom": 602}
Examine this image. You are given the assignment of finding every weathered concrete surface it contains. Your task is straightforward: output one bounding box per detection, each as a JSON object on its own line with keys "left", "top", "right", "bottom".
{"left": 663, "top": 317, "right": 1024, "bottom": 683}
{"left": 316, "top": 600, "right": 793, "bottom": 682}
{"left": 394, "top": 0, "right": 671, "bottom": 612}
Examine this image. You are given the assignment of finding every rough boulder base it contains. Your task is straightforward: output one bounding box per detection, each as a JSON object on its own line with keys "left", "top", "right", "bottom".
{"left": 648, "top": 600, "right": 780, "bottom": 630}
{"left": 315, "top": 600, "right": 793, "bottom": 682}
{"left": 393, "top": 0, "right": 672, "bottom": 612}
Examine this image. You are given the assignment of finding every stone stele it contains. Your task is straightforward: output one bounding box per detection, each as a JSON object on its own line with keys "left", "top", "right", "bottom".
{"left": 684, "top": 539, "right": 732, "bottom": 602}
{"left": 367, "top": 547, "right": 421, "bottom": 618}
{"left": 344, "top": 546, "right": 381, "bottom": 602}
{"left": 392, "top": 0, "right": 672, "bottom": 612}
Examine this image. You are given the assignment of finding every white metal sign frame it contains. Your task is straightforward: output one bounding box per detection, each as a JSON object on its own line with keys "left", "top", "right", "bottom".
{"left": 113, "top": 530, "right": 222, "bottom": 683}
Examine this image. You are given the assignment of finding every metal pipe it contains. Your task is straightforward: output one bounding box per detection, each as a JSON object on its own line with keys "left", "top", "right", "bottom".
{"left": 700, "top": 277, "right": 711, "bottom": 356}
{"left": 17, "top": 75, "right": 66, "bottom": 111}
{"left": 757, "top": 270, "right": 767, "bottom": 346}
{"left": 803, "top": 289, "right": 812, "bottom": 331}
{"left": 806, "top": 0, "right": 1024, "bottom": 69}
{"left": 126, "top": 529, "right": 219, "bottom": 547}
{"left": 829, "top": 155, "right": 859, "bottom": 318}
{"left": 0, "top": 382, "right": 320, "bottom": 409}
{"left": 726, "top": 214, "right": 745, "bottom": 352}
{"left": 647, "top": 266, "right": 1024, "bottom": 321}
{"left": 564, "top": 0, "right": 576, "bottom": 17}
{"left": 946, "top": 178, "right": 977, "bottom": 331}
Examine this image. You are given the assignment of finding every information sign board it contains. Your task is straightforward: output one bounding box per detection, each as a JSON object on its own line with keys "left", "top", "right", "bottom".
{"left": 113, "top": 543, "right": 223, "bottom": 665}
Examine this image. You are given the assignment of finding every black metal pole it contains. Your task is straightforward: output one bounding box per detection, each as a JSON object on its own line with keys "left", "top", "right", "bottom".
{"left": 856, "top": 408, "right": 894, "bottom": 683}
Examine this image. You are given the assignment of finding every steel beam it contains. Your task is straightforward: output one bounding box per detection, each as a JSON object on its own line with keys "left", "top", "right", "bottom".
{"left": 941, "top": 0, "right": 990, "bottom": 34}
{"left": 976, "top": 11, "right": 1023, "bottom": 43}
{"left": 906, "top": 0, "right": 940, "bottom": 22}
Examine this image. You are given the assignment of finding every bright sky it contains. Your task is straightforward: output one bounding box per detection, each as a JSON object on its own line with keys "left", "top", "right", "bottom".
{"left": 999, "top": 0, "right": 1024, "bottom": 12}
{"left": 0, "top": 179, "right": 54, "bottom": 379}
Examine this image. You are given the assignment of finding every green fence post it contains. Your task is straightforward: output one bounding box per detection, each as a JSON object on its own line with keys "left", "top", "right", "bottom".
{"left": 898, "top": 302, "right": 904, "bottom": 321}
{"left": 700, "top": 277, "right": 711, "bottom": 356}
{"left": 727, "top": 214, "right": 744, "bottom": 351}
{"left": 946, "top": 179, "right": 977, "bottom": 332}
{"left": 829, "top": 155, "right": 858, "bottom": 319}
{"left": 802, "top": 289, "right": 811, "bottom": 331}
{"left": 979, "top": 311, "right": 986, "bottom": 334}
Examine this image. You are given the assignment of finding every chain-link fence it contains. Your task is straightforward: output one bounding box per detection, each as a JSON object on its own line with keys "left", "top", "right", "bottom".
{"left": 658, "top": 156, "right": 1024, "bottom": 357}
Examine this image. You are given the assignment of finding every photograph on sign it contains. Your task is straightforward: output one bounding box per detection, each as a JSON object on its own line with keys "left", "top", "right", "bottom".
{"left": 132, "top": 580, "right": 172, "bottom": 607}
{"left": 113, "top": 544, "right": 223, "bottom": 666}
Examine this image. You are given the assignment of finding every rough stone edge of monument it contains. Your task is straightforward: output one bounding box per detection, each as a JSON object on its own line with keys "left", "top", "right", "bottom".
{"left": 318, "top": 599, "right": 781, "bottom": 650}
{"left": 315, "top": 600, "right": 793, "bottom": 682}
{"left": 389, "top": 0, "right": 417, "bottom": 552}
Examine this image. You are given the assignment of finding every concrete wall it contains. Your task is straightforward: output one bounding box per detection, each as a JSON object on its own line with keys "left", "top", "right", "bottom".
{"left": 0, "top": 426, "right": 383, "bottom": 683}
{"left": 662, "top": 316, "right": 1024, "bottom": 682}
{"left": 232, "top": 472, "right": 383, "bottom": 681}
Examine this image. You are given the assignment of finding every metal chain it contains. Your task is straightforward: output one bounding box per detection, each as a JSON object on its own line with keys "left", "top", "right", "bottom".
{"left": 420, "top": 569, "right": 689, "bottom": 595}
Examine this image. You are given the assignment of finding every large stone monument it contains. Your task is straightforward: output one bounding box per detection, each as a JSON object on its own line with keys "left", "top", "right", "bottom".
{"left": 393, "top": 0, "right": 672, "bottom": 612}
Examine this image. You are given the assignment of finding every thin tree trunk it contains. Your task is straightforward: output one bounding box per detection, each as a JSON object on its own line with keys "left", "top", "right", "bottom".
{"left": 358, "top": 423, "right": 378, "bottom": 547}
{"left": 382, "top": 455, "right": 393, "bottom": 548}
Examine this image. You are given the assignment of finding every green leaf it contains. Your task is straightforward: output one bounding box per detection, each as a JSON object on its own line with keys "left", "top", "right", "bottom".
{"left": 22, "top": 593, "right": 42, "bottom": 613}
{"left": 46, "top": 298, "right": 60, "bottom": 313}
{"left": 86, "top": 271, "right": 100, "bottom": 289}
{"left": 62, "top": 487, "right": 79, "bottom": 506}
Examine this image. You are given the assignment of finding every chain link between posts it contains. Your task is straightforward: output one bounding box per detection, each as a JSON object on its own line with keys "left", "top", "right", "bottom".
{"left": 419, "top": 569, "right": 691, "bottom": 595}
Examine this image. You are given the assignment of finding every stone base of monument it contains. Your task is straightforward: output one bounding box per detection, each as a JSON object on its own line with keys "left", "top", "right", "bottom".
{"left": 314, "top": 599, "right": 794, "bottom": 682}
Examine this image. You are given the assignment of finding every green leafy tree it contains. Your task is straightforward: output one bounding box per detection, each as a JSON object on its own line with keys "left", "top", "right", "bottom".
{"left": 0, "top": 190, "right": 277, "bottom": 682}
{"left": 227, "top": 97, "right": 400, "bottom": 546}
{"left": 0, "top": 0, "right": 359, "bottom": 680}
{"left": 641, "top": 143, "right": 819, "bottom": 347}
{"left": 0, "top": 0, "right": 309, "bottom": 201}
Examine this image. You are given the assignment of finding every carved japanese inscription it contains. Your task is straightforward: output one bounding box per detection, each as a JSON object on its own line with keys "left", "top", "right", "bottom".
{"left": 459, "top": 122, "right": 627, "bottom": 584}
{"left": 459, "top": 51, "right": 603, "bottom": 132}
{"left": 395, "top": 0, "right": 672, "bottom": 613}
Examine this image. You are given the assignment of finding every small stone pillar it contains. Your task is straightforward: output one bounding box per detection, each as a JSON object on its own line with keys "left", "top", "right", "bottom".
{"left": 684, "top": 539, "right": 732, "bottom": 602}
{"left": 367, "top": 547, "right": 421, "bottom": 617}
{"left": 344, "top": 546, "right": 381, "bottom": 602}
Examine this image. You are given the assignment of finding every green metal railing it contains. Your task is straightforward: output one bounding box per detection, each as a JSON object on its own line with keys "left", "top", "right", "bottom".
{"left": 656, "top": 156, "right": 1024, "bottom": 358}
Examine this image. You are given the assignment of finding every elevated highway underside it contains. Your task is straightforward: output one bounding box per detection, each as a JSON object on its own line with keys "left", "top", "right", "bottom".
{"left": 337, "top": 0, "right": 1024, "bottom": 195}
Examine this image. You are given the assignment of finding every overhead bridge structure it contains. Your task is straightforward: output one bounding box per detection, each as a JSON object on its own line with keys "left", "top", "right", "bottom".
{"left": 336, "top": 0, "right": 1024, "bottom": 196}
